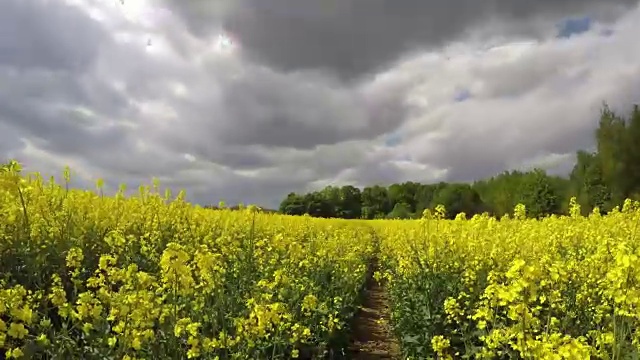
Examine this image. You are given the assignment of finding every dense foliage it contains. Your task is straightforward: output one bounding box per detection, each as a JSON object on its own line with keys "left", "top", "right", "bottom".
{"left": 0, "top": 165, "right": 375, "bottom": 359}
{"left": 279, "top": 104, "right": 640, "bottom": 220}
{"left": 375, "top": 200, "right": 640, "bottom": 359}
{"left": 2, "top": 162, "right": 640, "bottom": 359}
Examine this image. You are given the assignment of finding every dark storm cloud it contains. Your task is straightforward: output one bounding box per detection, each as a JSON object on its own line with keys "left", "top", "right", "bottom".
{"left": 0, "top": 0, "right": 140, "bottom": 166}
{"left": 2, "top": 0, "right": 640, "bottom": 211}
{"left": 150, "top": 63, "right": 410, "bottom": 152}
{"left": 166, "top": 0, "right": 640, "bottom": 79}
{"left": 0, "top": 0, "right": 149, "bottom": 179}
{"left": 346, "top": 161, "right": 421, "bottom": 187}
{"left": 218, "top": 73, "right": 361, "bottom": 148}
{"left": 191, "top": 146, "right": 274, "bottom": 170}
{"left": 0, "top": 122, "right": 25, "bottom": 156}
{"left": 0, "top": 0, "right": 107, "bottom": 72}
{"left": 0, "top": 68, "right": 130, "bottom": 123}
{"left": 0, "top": 66, "right": 136, "bottom": 165}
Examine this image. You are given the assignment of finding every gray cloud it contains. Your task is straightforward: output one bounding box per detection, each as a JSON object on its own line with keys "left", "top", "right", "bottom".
{"left": 1, "top": 0, "right": 640, "bottom": 209}
{"left": 396, "top": 19, "right": 640, "bottom": 182}
{"left": 166, "top": 0, "right": 639, "bottom": 79}
{"left": 0, "top": 0, "right": 107, "bottom": 72}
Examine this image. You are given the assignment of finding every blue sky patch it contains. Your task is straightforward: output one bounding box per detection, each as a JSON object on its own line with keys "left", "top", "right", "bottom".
{"left": 385, "top": 132, "right": 402, "bottom": 147}
{"left": 556, "top": 16, "right": 592, "bottom": 38}
{"left": 454, "top": 88, "right": 472, "bottom": 102}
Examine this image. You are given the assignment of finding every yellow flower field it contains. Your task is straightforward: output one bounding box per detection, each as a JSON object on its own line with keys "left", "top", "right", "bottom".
{"left": 2, "top": 162, "right": 640, "bottom": 359}
{"left": 0, "top": 164, "right": 375, "bottom": 359}
{"left": 375, "top": 201, "right": 640, "bottom": 359}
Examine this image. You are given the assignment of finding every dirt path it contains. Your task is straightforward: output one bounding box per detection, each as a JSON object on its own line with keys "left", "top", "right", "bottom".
{"left": 347, "top": 263, "right": 401, "bottom": 359}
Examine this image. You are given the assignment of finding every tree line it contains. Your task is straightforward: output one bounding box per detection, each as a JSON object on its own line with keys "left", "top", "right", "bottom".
{"left": 279, "top": 103, "right": 640, "bottom": 219}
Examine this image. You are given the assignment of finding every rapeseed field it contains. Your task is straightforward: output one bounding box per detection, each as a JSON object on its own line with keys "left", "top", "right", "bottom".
{"left": 1, "top": 164, "right": 639, "bottom": 359}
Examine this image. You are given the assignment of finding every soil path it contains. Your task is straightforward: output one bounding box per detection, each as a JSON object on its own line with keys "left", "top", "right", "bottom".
{"left": 347, "top": 262, "right": 401, "bottom": 359}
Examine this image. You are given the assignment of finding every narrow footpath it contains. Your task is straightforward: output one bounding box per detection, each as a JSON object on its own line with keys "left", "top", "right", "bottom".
{"left": 347, "top": 260, "right": 401, "bottom": 359}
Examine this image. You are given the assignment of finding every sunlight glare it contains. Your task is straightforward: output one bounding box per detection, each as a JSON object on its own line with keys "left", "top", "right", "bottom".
{"left": 215, "top": 33, "right": 238, "bottom": 55}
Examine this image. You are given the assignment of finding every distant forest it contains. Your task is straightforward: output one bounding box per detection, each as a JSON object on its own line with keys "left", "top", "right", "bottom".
{"left": 278, "top": 103, "right": 640, "bottom": 219}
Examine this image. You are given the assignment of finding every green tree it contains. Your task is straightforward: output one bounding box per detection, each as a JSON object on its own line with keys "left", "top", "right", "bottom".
{"left": 569, "top": 150, "right": 611, "bottom": 214}
{"left": 596, "top": 103, "right": 626, "bottom": 205}
{"left": 278, "top": 192, "right": 306, "bottom": 215}
{"left": 518, "top": 169, "right": 560, "bottom": 218}
{"left": 474, "top": 171, "right": 527, "bottom": 217}
{"left": 413, "top": 183, "right": 441, "bottom": 215}
{"left": 619, "top": 104, "right": 640, "bottom": 199}
{"left": 304, "top": 192, "right": 333, "bottom": 217}
{"left": 361, "top": 185, "right": 390, "bottom": 219}
{"left": 338, "top": 185, "right": 362, "bottom": 219}
{"left": 319, "top": 186, "right": 340, "bottom": 217}
{"left": 431, "top": 184, "right": 484, "bottom": 219}
{"left": 386, "top": 202, "right": 412, "bottom": 219}
{"left": 388, "top": 182, "right": 420, "bottom": 213}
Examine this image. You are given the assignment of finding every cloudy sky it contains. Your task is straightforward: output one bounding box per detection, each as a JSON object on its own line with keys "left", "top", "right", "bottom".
{"left": 2, "top": 0, "right": 640, "bottom": 208}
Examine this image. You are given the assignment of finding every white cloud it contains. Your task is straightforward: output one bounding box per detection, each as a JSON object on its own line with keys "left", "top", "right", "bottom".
{"left": 377, "top": 8, "right": 640, "bottom": 180}
{"left": 1, "top": 0, "right": 640, "bottom": 208}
